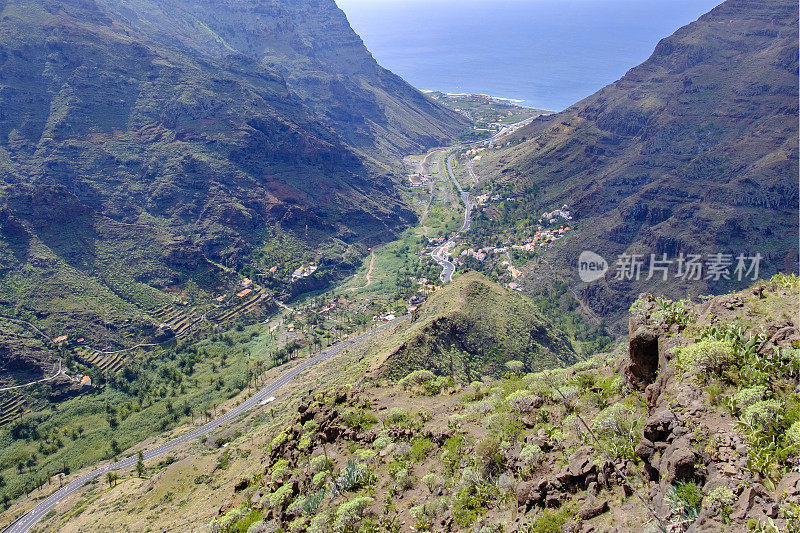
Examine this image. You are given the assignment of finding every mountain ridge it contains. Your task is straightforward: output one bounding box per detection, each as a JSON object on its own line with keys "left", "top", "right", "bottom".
{"left": 473, "top": 0, "right": 798, "bottom": 327}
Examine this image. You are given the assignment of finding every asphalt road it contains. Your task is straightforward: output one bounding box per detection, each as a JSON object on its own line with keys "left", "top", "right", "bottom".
{"left": 3, "top": 316, "right": 408, "bottom": 533}
{"left": 430, "top": 154, "right": 475, "bottom": 283}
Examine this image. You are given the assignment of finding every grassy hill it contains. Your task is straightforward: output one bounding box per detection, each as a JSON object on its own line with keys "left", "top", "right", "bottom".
{"left": 374, "top": 271, "right": 580, "bottom": 382}
{"left": 473, "top": 0, "right": 798, "bottom": 326}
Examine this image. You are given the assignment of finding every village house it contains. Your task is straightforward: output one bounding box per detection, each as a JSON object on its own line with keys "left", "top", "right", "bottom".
{"left": 460, "top": 248, "right": 489, "bottom": 261}
{"left": 292, "top": 263, "right": 319, "bottom": 281}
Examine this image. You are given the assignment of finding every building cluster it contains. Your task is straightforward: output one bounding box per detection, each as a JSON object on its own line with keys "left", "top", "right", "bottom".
{"left": 409, "top": 173, "right": 432, "bottom": 187}
{"left": 460, "top": 247, "right": 491, "bottom": 262}
{"left": 292, "top": 263, "right": 318, "bottom": 281}
{"left": 540, "top": 205, "right": 573, "bottom": 224}
{"left": 464, "top": 147, "right": 486, "bottom": 158}
{"left": 511, "top": 226, "right": 573, "bottom": 253}
{"left": 412, "top": 277, "right": 438, "bottom": 295}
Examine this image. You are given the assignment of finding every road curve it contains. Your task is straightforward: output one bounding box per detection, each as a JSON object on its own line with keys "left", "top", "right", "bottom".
{"left": 430, "top": 154, "right": 475, "bottom": 283}
{"left": 3, "top": 316, "right": 408, "bottom": 533}
{"left": 0, "top": 361, "right": 68, "bottom": 393}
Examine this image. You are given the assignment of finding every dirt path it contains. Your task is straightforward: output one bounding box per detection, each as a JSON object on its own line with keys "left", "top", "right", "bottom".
{"left": 364, "top": 250, "right": 376, "bottom": 287}
{"left": 347, "top": 250, "right": 376, "bottom": 292}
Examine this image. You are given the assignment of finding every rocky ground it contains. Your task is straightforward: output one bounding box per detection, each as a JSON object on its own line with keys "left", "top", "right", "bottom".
{"left": 200, "top": 274, "right": 799, "bottom": 532}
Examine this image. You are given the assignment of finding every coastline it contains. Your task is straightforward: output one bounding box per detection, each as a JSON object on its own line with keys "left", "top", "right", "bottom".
{"left": 421, "top": 89, "right": 530, "bottom": 107}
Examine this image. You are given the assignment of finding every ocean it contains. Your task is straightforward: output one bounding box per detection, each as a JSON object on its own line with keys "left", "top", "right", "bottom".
{"left": 335, "top": 0, "right": 723, "bottom": 111}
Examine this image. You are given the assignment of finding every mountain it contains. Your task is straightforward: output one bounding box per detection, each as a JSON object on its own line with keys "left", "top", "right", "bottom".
{"left": 374, "top": 271, "right": 579, "bottom": 381}
{"left": 101, "top": 0, "right": 466, "bottom": 163}
{"left": 474, "top": 0, "right": 798, "bottom": 326}
{"left": 0, "top": 0, "right": 467, "bottom": 376}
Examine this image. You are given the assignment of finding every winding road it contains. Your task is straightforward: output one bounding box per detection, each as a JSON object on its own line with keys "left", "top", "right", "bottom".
{"left": 0, "top": 361, "right": 70, "bottom": 393}
{"left": 3, "top": 315, "right": 408, "bottom": 533}
{"left": 430, "top": 153, "right": 476, "bottom": 283}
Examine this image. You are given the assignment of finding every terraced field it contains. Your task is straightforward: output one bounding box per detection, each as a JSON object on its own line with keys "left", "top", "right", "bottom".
{"left": 72, "top": 347, "right": 130, "bottom": 375}
{"left": 0, "top": 393, "right": 25, "bottom": 427}
{"left": 151, "top": 304, "right": 202, "bottom": 338}
{"left": 209, "top": 287, "right": 270, "bottom": 324}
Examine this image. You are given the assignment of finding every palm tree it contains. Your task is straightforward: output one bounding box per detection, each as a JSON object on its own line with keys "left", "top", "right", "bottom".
{"left": 136, "top": 451, "right": 145, "bottom": 478}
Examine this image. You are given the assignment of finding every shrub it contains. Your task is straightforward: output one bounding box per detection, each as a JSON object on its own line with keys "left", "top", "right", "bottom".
{"left": 705, "top": 485, "right": 736, "bottom": 524}
{"left": 336, "top": 461, "right": 367, "bottom": 492}
{"left": 448, "top": 413, "right": 466, "bottom": 429}
{"left": 372, "top": 432, "right": 393, "bottom": 450}
{"left": 768, "top": 272, "right": 799, "bottom": 290}
{"left": 409, "top": 437, "right": 436, "bottom": 462}
{"left": 732, "top": 386, "right": 768, "bottom": 413}
{"left": 399, "top": 370, "right": 436, "bottom": 389}
{"left": 269, "top": 483, "right": 294, "bottom": 509}
{"left": 342, "top": 408, "right": 378, "bottom": 430}
{"left": 787, "top": 421, "right": 800, "bottom": 447}
{"left": 741, "top": 400, "right": 783, "bottom": 433}
{"left": 592, "top": 403, "right": 643, "bottom": 460}
{"left": 385, "top": 408, "right": 420, "bottom": 430}
{"left": 651, "top": 297, "right": 694, "bottom": 327}
{"left": 309, "top": 454, "right": 332, "bottom": 474}
{"left": 399, "top": 370, "right": 449, "bottom": 395}
{"left": 673, "top": 340, "right": 736, "bottom": 381}
{"left": 422, "top": 473, "right": 443, "bottom": 493}
{"left": 287, "top": 517, "right": 307, "bottom": 533}
{"left": 270, "top": 459, "right": 290, "bottom": 482}
{"left": 270, "top": 430, "right": 289, "bottom": 451}
{"left": 410, "top": 504, "right": 434, "bottom": 530}
{"left": 506, "top": 390, "right": 540, "bottom": 414}
{"left": 505, "top": 360, "right": 525, "bottom": 374}
{"left": 391, "top": 467, "right": 415, "bottom": 494}
{"left": 666, "top": 481, "right": 703, "bottom": 524}
{"left": 302, "top": 487, "right": 327, "bottom": 515}
{"left": 334, "top": 496, "right": 373, "bottom": 531}
{"left": 475, "top": 435, "right": 505, "bottom": 479}
{"left": 356, "top": 448, "right": 378, "bottom": 464}
{"left": 246, "top": 520, "right": 269, "bottom": 533}
{"left": 311, "top": 471, "right": 328, "bottom": 488}
{"left": 529, "top": 504, "right": 575, "bottom": 533}
{"left": 520, "top": 443, "right": 543, "bottom": 469}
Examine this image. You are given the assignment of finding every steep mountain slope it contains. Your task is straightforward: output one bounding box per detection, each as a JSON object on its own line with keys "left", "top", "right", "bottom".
{"left": 0, "top": 0, "right": 466, "bottom": 378}
{"left": 103, "top": 0, "right": 468, "bottom": 162}
{"left": 476, "top": 0, "right": 798, "bottom": 324}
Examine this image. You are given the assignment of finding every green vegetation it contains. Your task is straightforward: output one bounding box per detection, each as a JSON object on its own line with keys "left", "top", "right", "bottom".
{"left": 670, "top": 278, "right": 800, "bottom": 488}
{"left": 0, "top": 0, "right": 466, "bottom": 396}
{"left": 426, "top": 92, "right": 550, "bottom": 142}
{"left": 378, "top": 272, "right": 580, "bottom": 381}
{"left": 0, "top": 322, "right": 283, "bottom": 509}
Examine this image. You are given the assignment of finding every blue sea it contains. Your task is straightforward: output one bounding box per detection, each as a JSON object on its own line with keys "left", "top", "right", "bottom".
{"left": 336, "top": 0, "right": 723, "bottom": 111}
